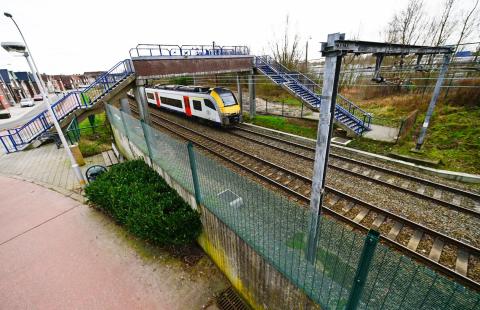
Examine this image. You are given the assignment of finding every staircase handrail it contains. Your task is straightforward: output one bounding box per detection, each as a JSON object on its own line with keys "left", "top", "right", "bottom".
{"left": 0, "top": 59, "right": 134, "bottom": 153}
{"left": 255, "top": 55, "right": 372, "bottom": 131}
{"left": 80, "top": 59, "right": 132, "bottom": 103}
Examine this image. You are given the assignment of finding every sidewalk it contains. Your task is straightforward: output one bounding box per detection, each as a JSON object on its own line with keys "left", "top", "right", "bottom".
{"left": 0, "top": 145, "right": 229, "bottom": 309}
{"left": 0, "top": 175, "right": 228, "bottom": 309}
{"left": 0, "top": 143, "right": 102, "bottom": 196}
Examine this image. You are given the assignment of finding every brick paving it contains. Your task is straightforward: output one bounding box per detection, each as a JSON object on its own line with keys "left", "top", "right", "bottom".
{"left": 0, "top": 143, "right": 104, "bottom": 198}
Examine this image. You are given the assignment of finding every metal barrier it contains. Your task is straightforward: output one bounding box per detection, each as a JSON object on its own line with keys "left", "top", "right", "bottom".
{"left": 129, "top": 44, "right": 250, "bottom": 58}
{"left": 255, "top": 55, "right": 371, "bottom": 134}
{"left": 337, "top": 95, "right": 372, "bottom": 129}
{"left": 0, "top": 59, "right": 133, "bottom": 153}
{"left": 106, "top": 103, "right": 480, "bottom": 309}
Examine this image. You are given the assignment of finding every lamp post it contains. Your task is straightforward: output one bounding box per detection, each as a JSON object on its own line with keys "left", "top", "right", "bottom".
{"left": 4, "top": 12, "right": 48, "bottom": 93}
{"left": 1, "top": 41, "right": 86, "bottom": 185}
{"left": 305, "top": 36, "right": 312, "bottom": 72}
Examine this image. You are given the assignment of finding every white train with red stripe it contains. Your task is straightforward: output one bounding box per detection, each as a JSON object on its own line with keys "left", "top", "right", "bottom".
{"left": 145, "top": 85, "right": 241, "bottom": 126}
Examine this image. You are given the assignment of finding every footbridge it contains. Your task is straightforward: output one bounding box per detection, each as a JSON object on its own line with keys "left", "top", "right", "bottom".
{"left": 0, "top": 42, "right": 371, "bottom": 154}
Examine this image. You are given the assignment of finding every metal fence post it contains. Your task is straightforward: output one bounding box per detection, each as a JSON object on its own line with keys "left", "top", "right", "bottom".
{"left": 187, "top": 142, "right": 202, "bottom": 204}
{"left": 346, "top": 229, "right": 380, "bottom": 310}
{"left": 140, "top": 120, "right": 154, "bottom": 166}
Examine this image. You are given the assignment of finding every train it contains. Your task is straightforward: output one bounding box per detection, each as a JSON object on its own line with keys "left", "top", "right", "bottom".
{"left": 144, "top": 85, "right": 241, "bottom": 126}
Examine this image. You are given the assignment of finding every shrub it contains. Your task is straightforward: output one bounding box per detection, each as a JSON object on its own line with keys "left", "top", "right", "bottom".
{"left": 85, "top": 160, "right": 201, "bottom": 246}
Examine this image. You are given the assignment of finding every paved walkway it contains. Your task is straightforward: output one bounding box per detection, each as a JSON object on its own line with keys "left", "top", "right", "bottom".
{"left": 0, "top": 145, "right": 229, "bottom": 309}
{"left": 0, "top": 143, "right": 103, "bottom": 197}
{"left": 0, "top": 177, "right": 227, "bottom": 309}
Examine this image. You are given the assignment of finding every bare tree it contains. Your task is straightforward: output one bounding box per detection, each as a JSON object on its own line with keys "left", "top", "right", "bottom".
{"left": 454, "top": 0, "right": 479, "bottom": 54}
{"left": 431, "top": 0, "right": 457, "bottom": 46}
{"left": 385, "top": 0, "right": 426, "bottom": 45}
{"left": 270, "top": 15, "right": 303, "bottom": 70}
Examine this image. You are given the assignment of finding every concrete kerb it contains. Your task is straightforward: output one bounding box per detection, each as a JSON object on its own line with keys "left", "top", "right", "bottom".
{"left": 242, "top": 122, "right": 480, "bottom": 184}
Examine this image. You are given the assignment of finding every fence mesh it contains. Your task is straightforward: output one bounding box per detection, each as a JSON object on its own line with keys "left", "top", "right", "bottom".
{"left": 105, "top": 104, "right": 480, "bottom": 309}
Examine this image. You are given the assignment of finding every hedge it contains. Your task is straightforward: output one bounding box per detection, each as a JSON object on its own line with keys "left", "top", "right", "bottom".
{"left": 85, "top": 160, "right": 202, "bottom": 246}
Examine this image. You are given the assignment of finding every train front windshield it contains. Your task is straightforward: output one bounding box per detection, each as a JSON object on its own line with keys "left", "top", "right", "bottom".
{"left": 216, "top": 89, "right": 238, "bottom": 107}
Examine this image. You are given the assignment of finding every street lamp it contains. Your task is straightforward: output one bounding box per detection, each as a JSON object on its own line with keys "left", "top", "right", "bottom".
{"left": 1, "top": 41, "right": 86, "bottom": 185}
{"left": 3, "top": 12, "right": 47, "bottom": 93}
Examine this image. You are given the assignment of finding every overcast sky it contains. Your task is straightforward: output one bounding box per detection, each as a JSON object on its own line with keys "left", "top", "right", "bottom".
{"left": 0, "top": 0, "right": 475, "bottom": 74}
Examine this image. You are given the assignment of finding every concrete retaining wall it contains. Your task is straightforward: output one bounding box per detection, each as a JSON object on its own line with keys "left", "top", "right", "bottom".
{"left": 110, "top": 126, "right": 319, "bottom": 309}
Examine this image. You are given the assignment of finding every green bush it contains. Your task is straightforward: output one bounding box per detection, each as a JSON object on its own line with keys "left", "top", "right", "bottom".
{"left": 85, "top": 160, "right": 202, "bottom": 246}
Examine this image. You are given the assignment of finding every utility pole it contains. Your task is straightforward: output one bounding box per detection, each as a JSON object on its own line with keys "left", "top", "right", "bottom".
{"left": 306, "top": 33, "right": 344, "bottom": 262}
{"left": 414, "top": 53, "right": 451, "bottom": 151}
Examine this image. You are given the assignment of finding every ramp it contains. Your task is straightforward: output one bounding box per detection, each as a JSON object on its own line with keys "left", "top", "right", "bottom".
{"left": 0, "top": 60, "right": 134, "bottom": 153}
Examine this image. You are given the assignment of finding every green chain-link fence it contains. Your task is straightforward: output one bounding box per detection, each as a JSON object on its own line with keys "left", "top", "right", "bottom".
{"left": 105, "top": 104, "right": 479, "bottom": 309}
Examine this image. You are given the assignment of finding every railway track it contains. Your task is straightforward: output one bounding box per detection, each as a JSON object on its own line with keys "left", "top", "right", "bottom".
{"left": 231, "top": 125, "right": 480, "bottom": 218}
{"left": 129, "top": 106, "right": 480, "bottom": 291}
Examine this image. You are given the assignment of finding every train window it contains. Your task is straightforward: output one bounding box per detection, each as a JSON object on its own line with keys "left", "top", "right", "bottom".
{"left": 160, "top": 97, "right": 183, "bottom": 108}
{"left": 146, "top": 92, "right": 155, "bottom": 100}
{"left": 204, "top": 99, "right": 216, "bottom": 110}
{"left": 193, "top": 100, "right": 202, "bottom": 111}
{"left": 215, "top": 88, "right": 237, "bottom": 107}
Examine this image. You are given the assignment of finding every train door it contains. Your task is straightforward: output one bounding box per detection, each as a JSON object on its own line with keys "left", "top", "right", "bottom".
{"left": 204, "top": 99, "right": 219, "bottom": 122}
{"left": 191, "top": 98, "right": 203, "bottom": 118}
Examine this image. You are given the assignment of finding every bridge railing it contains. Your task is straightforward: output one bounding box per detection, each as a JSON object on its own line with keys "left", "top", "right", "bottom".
{"left": 0, "top": 59, "right": 133, "bottom": 153}
{"left": 129, "top": 44, "right": 250, "bottom": 58}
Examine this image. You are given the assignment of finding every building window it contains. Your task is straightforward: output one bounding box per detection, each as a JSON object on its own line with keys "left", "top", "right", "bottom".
{"left": 204, "top": 99, "right": 216, "bottom": 110}
{"left": 193, "top": 100, "right": 202, "bottom": 111}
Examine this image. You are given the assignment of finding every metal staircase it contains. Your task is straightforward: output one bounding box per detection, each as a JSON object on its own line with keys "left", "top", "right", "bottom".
{"left": 0, "top": 59, "right": 134, "bottom": 153}
{"left": 255, "top": 56, "right": 371, "bottom": 135}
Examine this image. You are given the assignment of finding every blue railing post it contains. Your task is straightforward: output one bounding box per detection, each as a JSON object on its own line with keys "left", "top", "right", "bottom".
{"left": 346, "top": 229, "right": 380, "bottom": 309}
{"left": 187, "top": 141, "right": 202, "bottom": 205}
{"left": 8, "top": 134, "right": 17, "bottom": 152}
{"left": 0, "top": 136, "right": 10, "bottom": 153}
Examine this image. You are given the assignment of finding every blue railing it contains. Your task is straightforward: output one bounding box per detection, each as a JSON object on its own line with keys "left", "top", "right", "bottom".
{"left": 255, "top": 55, "right": 372, "bottom": 134}
{"left": 0, "top": 59, "right": 133, "bottom": 153}
{"left": 337, "top": 95, "right": 372, "bottom": 130}
{"left": 129, "top": 44, "right": 250, "bottom": 58}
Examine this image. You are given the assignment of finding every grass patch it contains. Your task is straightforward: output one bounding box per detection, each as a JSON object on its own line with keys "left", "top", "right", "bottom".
{"left": 256, "top": 81, "right": 303, "bottom": 107}
{"left": 85, "top": 160, "right": 202, "bottom": 246}
{"left": 244, "top": 114, "right": 318, "bottom": 139}
{"left": 350, "top": 105, "right": 480, "bottom": 174}
{"left": 74, "top": 113, "right": 112, "bottom": 157}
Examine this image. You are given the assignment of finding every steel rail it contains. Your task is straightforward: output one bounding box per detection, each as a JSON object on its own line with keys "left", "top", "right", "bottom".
{"left": 131, "top": 106, "right": 480, "bottom": 291}
{"left": 233, "top": 125, "right": 480, "bottom": 201}
{"left": 228, "top": 127, "right": 480, "bottom": 218}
